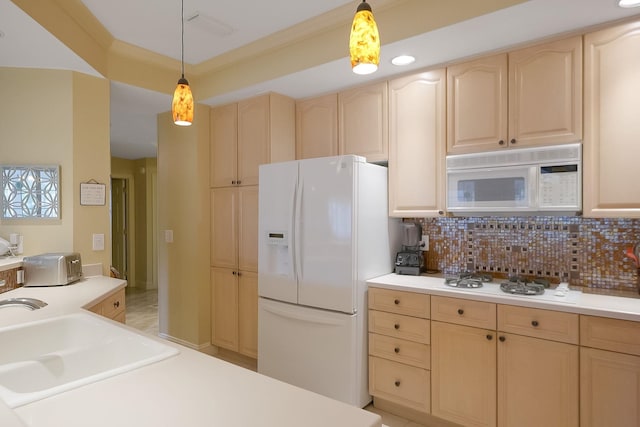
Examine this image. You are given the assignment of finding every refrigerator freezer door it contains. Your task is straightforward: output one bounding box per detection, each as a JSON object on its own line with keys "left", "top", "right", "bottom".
{"left": 297, "top": 156, "right": 357, "bottom": 313}
{"left": 257, "top": 298, "right": 367, "bottom": 407}
{"left": 258, "top": 161, "right": 299, "bottom": 304}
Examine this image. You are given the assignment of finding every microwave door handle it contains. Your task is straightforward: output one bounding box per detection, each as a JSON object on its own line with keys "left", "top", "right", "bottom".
{"left": 530, "top": 167, "right": 539, "bottom": 208}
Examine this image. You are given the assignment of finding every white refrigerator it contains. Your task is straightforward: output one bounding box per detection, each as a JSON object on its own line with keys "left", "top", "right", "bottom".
{"left": 257, "top": 155, "right": 395, "bottom": 408}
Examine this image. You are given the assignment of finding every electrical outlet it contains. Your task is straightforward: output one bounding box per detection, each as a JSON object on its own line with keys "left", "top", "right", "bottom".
{"left": 421, "top": 235, "right": 429, "bottom": 251}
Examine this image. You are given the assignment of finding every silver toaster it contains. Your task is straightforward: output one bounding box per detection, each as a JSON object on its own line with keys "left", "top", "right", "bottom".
{"left": 23, "top": 252, "right": 83, "bottom": 286}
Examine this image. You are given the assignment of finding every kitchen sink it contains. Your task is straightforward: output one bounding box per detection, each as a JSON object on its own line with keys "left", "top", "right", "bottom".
{"left": 0, "top": 312, "right": 179, "bottom": 408}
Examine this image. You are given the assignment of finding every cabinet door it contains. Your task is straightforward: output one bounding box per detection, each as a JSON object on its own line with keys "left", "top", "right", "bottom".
{"left": 211, "top": 188, "right": 237, "bottom": 269}
{"left": 508, "top": 36, "right": 582, "bottom": 147}
{"left": 210, "top": 103, "right": 238, "bottom": 188}
{"left": 583, "top": 20, "right": 640, "bottom": 217}
{"left": 447, "top": 54, "right": 508, "bottom": 154}
{"left": 497, "top": 333, "right": 578, "bottom": 427}
{"left": 388, "top": 70, "right": 446, "bottom": 217}
{"left": 211, "top": 267, "right": 239, "bottom": 351}
{"left": 580, "top": 347, "right": 640, "bottom": 427}
{"left": 431, "top": 321, "right": 497, "bottom": 427}
{"left": 338, "top": 81, "right": 389, "bottom": 162}
{"left": 296, "top": 94, "right": 338, "bottom": 159}
{"left": 238, "top": 186, "right": 258, "bottom": 272}
{"left": 238, "top": 271, "right": 258, "bottom": 358}
{"left": 238, "top": 95, "right": 269, "bottom": 186}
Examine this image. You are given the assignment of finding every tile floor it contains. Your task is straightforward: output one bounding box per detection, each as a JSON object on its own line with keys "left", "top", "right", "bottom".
{"left": 124, "top": 287, "right": 427, "bottom": 427}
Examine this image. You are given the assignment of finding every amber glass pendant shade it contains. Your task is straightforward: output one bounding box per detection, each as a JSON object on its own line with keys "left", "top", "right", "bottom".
{"left": 172, "top": 77, "right": 194, "bottom": 126}
{"left": 349, "top": 1, "right": 380, "bottom": 75}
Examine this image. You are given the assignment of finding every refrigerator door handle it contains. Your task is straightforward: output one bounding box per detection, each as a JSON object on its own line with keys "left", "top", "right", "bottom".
{"left": 294, "top": 178, "right": 303, "bottom": 282}
{"left": 289, "top": 176, "right": 298, "bottom": 284}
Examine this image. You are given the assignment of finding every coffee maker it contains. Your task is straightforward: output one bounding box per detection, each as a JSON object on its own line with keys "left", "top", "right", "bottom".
{"left": 395, "top": 222, "right": 424, "bottom": 275}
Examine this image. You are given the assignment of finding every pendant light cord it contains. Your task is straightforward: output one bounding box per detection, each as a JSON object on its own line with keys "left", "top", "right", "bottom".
{"left": 181, "top": 0, "right": 185, "bottom": 78}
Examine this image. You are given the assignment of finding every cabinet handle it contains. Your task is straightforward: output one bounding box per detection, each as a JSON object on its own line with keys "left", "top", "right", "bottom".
{"left": 237, "top": 271, "right": 242, "bottom": 276}
{"left": 114, "top": 301, "right": 120, "bottom": 308}
{"left": 394, "top": 347, "right": 400, "bottom": 354}
{"left": 394, "top": 380, "right": 401, "bottom": 387}
{"left": 237, "top": 180, "right": 242, "bottom": 185}
{"left": 499, "top": 140, "right": 505, "bottom": 145}
{"left": 232, "top": 271, "right": 237, "bottom": 275}
{"left": 457, "top": 308, "right": 464, "bottom": 315}
{"left": 438, "top": 210, "right": 444, "bottom": 215}
{"left": 499, "top": 336, "right": 506, "bottom": 342}
{"left": 394, "top": 323, "right": 400, "bottom": 330}
{"left": 394, "top": 299, "right": 400, "bottom": 305}
{"left": 510, "top": 138, "right": 516, "bottom": 144}
{"left": 231, "top": 180, "right": 236, "bottom": 185}
{"left": 486, "top": 334, "right": 493, "bottom": 341}
{"left": 531, "top": 320, "right": 539, "bottom": 327}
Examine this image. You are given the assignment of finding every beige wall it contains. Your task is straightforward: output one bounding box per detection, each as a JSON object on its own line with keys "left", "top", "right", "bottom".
{"left": 0, "top": 68, "right": 110, "bottom": 272}
{"left": 157, "top": 108, "right": 211, "bottom": 347}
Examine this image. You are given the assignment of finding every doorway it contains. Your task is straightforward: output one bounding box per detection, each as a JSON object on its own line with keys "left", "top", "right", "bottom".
{"left": 111, "top": 177, "right": 128, "bottom": 280}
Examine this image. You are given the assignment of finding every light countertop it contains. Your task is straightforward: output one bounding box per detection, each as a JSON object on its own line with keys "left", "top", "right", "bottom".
{"left": 368, "top": 273, "right": 640, "bottom": 322}
{"left": 0, "top": 278, "right": 381, "bottom": 427}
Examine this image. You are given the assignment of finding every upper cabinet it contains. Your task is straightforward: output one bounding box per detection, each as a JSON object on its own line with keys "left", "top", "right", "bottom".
{"left": 338, "top": 81, "right": 389, "bottom": 163}
{"left": 296, "top": 94, "right": 339, "bottom": 160}
{"left": 388, "top": 70, "right": 446, "bottom": 218}
{"left": 447, "top": 36, "right": 582, "bottom": 154}
{"left": 447, "top": 53, "right": 508, "bottom": 154}
{"left": 210, "top": 93, "right": 295, "bottom": 188}
{"left": 583, "top": 20, "right": 640, "bottom": 218}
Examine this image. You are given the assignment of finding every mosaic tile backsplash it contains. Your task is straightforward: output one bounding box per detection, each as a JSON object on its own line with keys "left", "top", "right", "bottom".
{"left": 414, "top": 216, "right": 640, "bottom": 292}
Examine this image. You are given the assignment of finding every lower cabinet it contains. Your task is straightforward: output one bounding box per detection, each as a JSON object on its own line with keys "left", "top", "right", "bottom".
{"left": 431, "top": 321, "right": 497, "bottom": 427}
{"left": 580, "top": 315, "right": 640, "bottom": 427}
{"left": 87, "top": 288, "right": 126, "bottom": 323}
{"left": 497, "top": 333, "right": 578, "bottom": 427}
{"left": 211, "top": 268, "right": 258, "bottom": 358}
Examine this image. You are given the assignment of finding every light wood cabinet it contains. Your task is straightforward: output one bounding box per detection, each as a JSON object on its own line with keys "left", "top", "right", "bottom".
{"left": 211, "top": 186, "right": 258, "bottom": 272}
{"left": 580, "top": 347, "right": 640, "bottom": 427}
{"left": 338, "top": 81, "right": 389, "bottom": 163}
{"left": 583, "top": 20, "right": 640, "bottom": 217}
{"left": 388, "top": 70, "right": 446, "bottom": 217}
{"left": 447, "top": 53, "right": 508, "bottom": 154}
{"left": 295, "top": 94, "right": 338, "bottom": 159}
{"left": 368, "top": 288, "right": 431, "bottom": 414}
{"left": 497, "top": 333, "right": 579, "bottom": 427}
{"left": 431, "top": 320, "right": 497, "bottom": 427}
{"left": 210, "top": 186, "right": 258, "bottom": 357}
{"left": 86, "top": 288, "right": 126, "bottom": 323}
{"left": 580, "top": 315, "right": 640, "bottom": 427}
{"left": 447, "top": 36, "right": 582, "bottom": 154}
{"left": 430, "top": 299, "right": 580, "bottom": 427}
{"left": 210, "top": 93, "right": 295, "bottom": 188}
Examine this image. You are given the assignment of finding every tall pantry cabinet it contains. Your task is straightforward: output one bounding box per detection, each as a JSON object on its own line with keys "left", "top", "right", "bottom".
{"left": 210, "top": 93, "right": 295, "bottom": 358}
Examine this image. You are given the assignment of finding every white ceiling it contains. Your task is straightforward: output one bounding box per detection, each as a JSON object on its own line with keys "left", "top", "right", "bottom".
{"left": 2, "top": 0, "right": 640, "bottom": 159}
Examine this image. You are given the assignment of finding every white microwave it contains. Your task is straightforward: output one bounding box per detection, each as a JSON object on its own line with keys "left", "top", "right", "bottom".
{"left": 446, "top": 143, "right": 582, "bottom": 216}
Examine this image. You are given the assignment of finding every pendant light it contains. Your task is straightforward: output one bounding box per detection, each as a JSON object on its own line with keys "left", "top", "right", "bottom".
{"left": 349, "top": 0, "right": 380, "bottom": 75}
{"left": 172, "top": 0, "right": 194, "bottom": 126}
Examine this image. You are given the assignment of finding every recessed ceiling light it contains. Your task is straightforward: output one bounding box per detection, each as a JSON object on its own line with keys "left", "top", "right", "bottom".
{"left": 618, "top": 0, "right": 640, "bottom": 8}
{"left": 391, "top": 55, "right": 416, "bottom": 66}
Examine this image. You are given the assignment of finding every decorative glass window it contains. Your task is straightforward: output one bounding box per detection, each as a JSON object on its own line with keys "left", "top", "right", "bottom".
{"left": 1, "top": 165, "right": 60, "bottom": 219}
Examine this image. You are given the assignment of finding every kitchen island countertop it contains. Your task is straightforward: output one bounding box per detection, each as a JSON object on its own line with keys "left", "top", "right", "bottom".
{"left": 0, "top": 277, "right": 381, "bottom": 427}
{"left": 368, "top": 273, "right": 640, "bottom": 322}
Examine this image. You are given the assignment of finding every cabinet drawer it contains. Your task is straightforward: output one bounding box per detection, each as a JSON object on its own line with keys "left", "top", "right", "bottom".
{"left": 369, "top": 356, "right": 430, "bottom": 413}
{"left": 101, "top": 289, "right": 126, "bottom": 319}
{"left": 369, "top": 333, "right": 430, "bottom": 369}
{"left": 581, "top": 315, "right": 640, "bottom": 356}
{"left": 498, "top": 305, "right": 578, "bottom": 344}
{"left": 431, "top": 296, "right": 496, "bottom": 330}
{"left": 369, "top": 310, "right": 430, "bottom": 344}
{"left": 369, "top": 287, "right": 430, "bottom": 318}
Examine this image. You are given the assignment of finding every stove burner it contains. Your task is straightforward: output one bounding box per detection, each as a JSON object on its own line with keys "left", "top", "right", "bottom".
{"left": 500, "top": 276, "right": 548, "bottom": 295}
{"left": 444, "top": 272, "right": 492, "bottom": 289}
